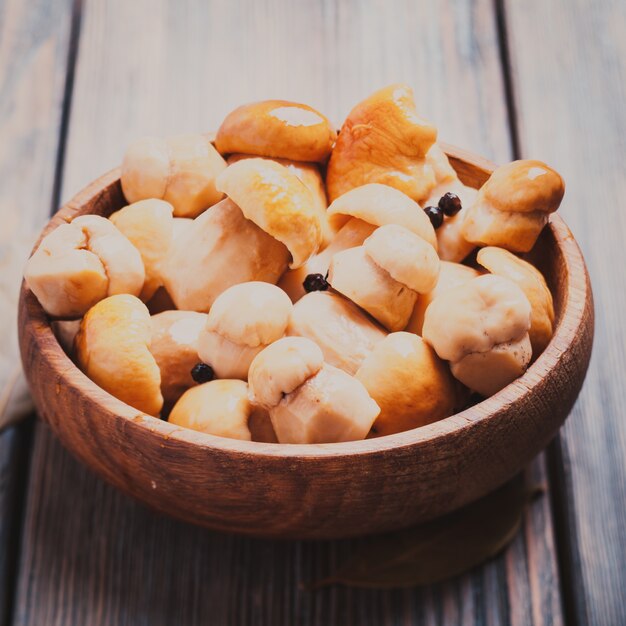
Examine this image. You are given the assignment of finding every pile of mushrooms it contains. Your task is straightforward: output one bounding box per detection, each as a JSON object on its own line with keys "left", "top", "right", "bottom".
{"left": 25, "top": 85, "right": 565, "bottom": 445}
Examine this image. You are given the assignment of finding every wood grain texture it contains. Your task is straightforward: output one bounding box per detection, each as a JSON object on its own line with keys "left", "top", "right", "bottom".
{"left": 13, "top": 0, "right": 571, "bottom": 623}
{"left": 0, "top": 0, "right": 75, "bottom": 622}
{"left": 505, "top": 1, "right": 626, "bottom": 624}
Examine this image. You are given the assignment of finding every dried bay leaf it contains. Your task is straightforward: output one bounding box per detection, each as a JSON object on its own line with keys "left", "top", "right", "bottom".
{"left": 313, "top": 474, "right": 541, "bottom": 589}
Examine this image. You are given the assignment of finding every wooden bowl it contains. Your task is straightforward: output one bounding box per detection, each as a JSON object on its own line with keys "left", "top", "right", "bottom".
{"left": 18, "top": 145, "right": 594, "bottom": 539}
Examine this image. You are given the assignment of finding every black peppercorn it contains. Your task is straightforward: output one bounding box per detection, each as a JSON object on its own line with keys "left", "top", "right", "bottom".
{"left": 191, "top": 362, "right": 215, "bottom": 384}
{"left": 303, "top": 273, "right": 330, "bottom": 292}
{"left": 424, "top": 205, "right": 444, "bottom": 229}
{"left": 438, "top": 192, "right": 462, "bottom": 217}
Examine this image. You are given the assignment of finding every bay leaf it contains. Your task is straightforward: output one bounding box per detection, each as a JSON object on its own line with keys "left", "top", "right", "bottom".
{"left": 312, "top": 474, "right": 542, "bottom": 589}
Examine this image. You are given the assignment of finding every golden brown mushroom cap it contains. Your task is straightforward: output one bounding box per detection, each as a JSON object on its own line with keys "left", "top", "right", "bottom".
{"left": 215, "top": 100, "right": 336, "bottom": 163}
{"left": 477, "top": 246, "right": 555, "bottom": 355}
{"left": 462, "top": 159, "right": 564, "bottom": 252}
{"left": 169, "top": 380, "right": 253, "bottom": 441}
{"left": 356, "top": 332, "right": 456, "bottom": 436}
{"left": 216, "top": 158, "right": 322, "bottom": 268}
{"left": 326, "top": 84, "right": 441, "bottom": 203}
{"left": 75, "top": 295, "right": 163, "bottom": 415}
{"left": 121, "top": 134, "right": 227, "bottom": 218}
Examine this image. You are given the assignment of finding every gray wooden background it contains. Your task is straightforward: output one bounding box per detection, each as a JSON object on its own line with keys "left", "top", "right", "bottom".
{"left": 1, "top": 0, "right": 625, "bottom": 624}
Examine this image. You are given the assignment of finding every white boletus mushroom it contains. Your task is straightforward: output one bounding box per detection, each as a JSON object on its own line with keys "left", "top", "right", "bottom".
{"left": 422, "top": 274, "right": 533, "bottom": 397}
{"left": 326, "top": 84, "right": 454, "bottom": 205}
{"left": 215, "top": 100, "right": 337, "bottom": 163}
{"left": 75, "top": 294, "right": 163, "bottom": 415}
{"left": 227, "top": 153, "right": 333, "bottom": 247}
{"left": 149, "top": 310, "right": 207, "bottom": 405}
{"left": 197, "top": 282, "right": 292, "bottom": 380}
{"left": 356, "top": 332, "right": 456, "bottom": 437}
{"left": 279, "top": 182, "right": 437, "bottom": 304}
{"left": 477, "top": 246, "right": 555, "bottom": 355}
{"left": 462, "top": 159, "right": 565, "bottom": 252}
{"left": 121, "top": 134, "right": 227, "bottom": 218}
{"left": 278, "top": 217, "right": 376, "bottom": 303}
{"left": 327, "top": 224, "right": 440, "bottom": 331}
{"left": 109, "top": 199, "right": 174, "bottom": 301}
{"left": 162, "top": 158, "right": 324, "bottom": 312}
{"left": 25, "top": 215, "right": 144, "bottom": 318}
{"left": 406, "top": 261, "right": 481, "bottom": 336}
{"left": 169, "top": 380, "right": 254, "bottom": 441}
{"left": 216, "top": 157, "right": 322, "bottom": 269}
{"left": 327, "top": 183, "right": 437, "bottom": 248}
{"left": 161, "top": 197, "right": 290, "bottom": 311}
{"left": 248, "top": 337, "right": 380, "bottom": 444}
{"left": 288, "top": 291, "right": 387, "bottom": 375}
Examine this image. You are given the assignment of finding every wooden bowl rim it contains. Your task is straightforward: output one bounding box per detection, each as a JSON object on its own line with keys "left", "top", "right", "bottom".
{"left": 21, "top": 144, "right": 591, "bottom": 459}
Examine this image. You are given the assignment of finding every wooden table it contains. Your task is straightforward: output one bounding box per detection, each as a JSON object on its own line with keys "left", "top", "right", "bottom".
{"left": 1, "top": 0, "right": 624, "bottom": 624}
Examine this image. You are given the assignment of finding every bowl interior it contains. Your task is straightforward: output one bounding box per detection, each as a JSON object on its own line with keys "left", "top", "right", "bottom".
{"left": 23, "top": 146, "right": 582, "bottom": 458}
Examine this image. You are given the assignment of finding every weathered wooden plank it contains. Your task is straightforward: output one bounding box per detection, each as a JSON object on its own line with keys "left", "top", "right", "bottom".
{"left": 14, "top": 0, "right": 563, "bottom": 624}
{"left": 0, "top": 0, "right": 76, "bottom": 623}
{"left": 504, "top": 1, "right": 626, "bottom": 624}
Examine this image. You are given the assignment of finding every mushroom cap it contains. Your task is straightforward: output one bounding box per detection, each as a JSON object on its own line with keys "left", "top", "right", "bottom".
{"left": 75, "top": 294, "right": 163, "bottom": 415}
{"left": 326, "top": 84, "right": 440, "bottom": 204}
{"left": 288, "top": 291, "right": 387, "bottom": 375}
{"left": 120, "top": 136, "right": 170, "bottom": 202}
{"left": 356, "top": 332, "right": 456, "bottom": 436}
{"left": 363, "top": 224, "right": 440, "bottom": 294}
{"left": 216, "top": 158, "right": 322, "bottom": 268}
{"left": 149, "top": 310, "right": 206, "bottom": 404}
{"left": 72, "top": 215, "right": 145, "bottom": 297}
{"left": 406, "top": 261, "right": 480, "bottom": 336}
{"left": 327, "top": 183, "right": 437, "bottom": 249}
{"left": 461, "top": 160, "right": 564, "bottom": 253}
{"left": 327, "top": 246, "right": 417, "bottom": 332}
{"left": 215, "top": 100, "right": 337, "bottom": 163}
{"left": 248, "top": 337, "right": 324, "bottom": 409}
{"left": 24, "top": 215, "right": 144, "bottom": 318}
{"left": 481, "top": 160, "right": 564, "bottom": 215}
{"left": 161, "top": 197, "right": 289, "bottom": 311}
{"left": 227, "top": 153, "right": 333, "bottom": 247}
{"left": 205, "top": 282, "right": 292, "bottom": 347}
{"left": 169, "top": 379, "right": 252, "bottom": 441}
{"left": 422, "top": 274, "right": 532, "bottom": 364}
{"left": 278, "top": 217, "right": 376, "bottom": 303}
{"left": 25, "top": 222, "right": 108, "bottom": 318}
{"left": 477, "top": 247, "right": 555, "bottom": 355}
{"left": 269, "top": 364, "right": 380, "bottom": 444}
{"left": 109, "top": 199, "right": 174, "bottom": 300}
{"left": 450, "top": 334, "right": 532, "bottom": 397}
{"left": 121, "top": 134, "right": 227, "bottom": 218}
